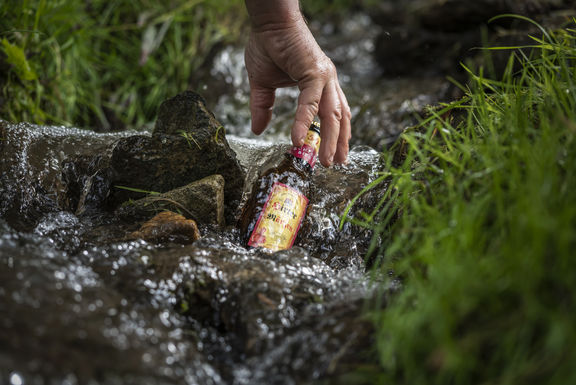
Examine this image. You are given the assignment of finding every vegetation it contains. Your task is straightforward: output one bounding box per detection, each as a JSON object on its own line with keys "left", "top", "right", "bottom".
{"left": 346, "top": 17, "right": 576, "bottom": 385}
{"left": 0, "top": 0, "right": 246, "bottom": 130}
{"left": 0, "top": 0, "right": 369, "bottom": 131}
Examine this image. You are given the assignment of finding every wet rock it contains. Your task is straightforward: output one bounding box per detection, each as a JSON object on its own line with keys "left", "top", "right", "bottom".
{"left": 60, "top": 154, "right": 113, "bottom": 215}
{"left": 117, "top": 174, "right": 225, "bottom": 226}
{"left": 0, "top": 134, "right": 388, "bottom": 384}
{"left": 0, "top": 120, "right": 128, "bottom": 230}
{"left": 243, "top": 298, "right": 377, "bottom": 384}
{"left": 0, "top": 91, "right": 244, "bottom": 227}
{"left": 298, "top": 148, "right": 383, "bottom": 269}
{"left": 108, "top": 91, "right": 245, "bottom": 223}
{"left": 165, "top": 240, "right": 372, "bottom": 361}
{"left": 127, "top": 211, "right": 201, "bottom": 244}
{"left": 154, "top": 90, "right": 222, "bottom": 137}
{"left": 0, "top": 220, "right": 222, "bottom": 385}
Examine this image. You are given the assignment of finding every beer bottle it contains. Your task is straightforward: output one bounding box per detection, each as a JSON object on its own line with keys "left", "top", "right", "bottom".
{"left": 238, "top": 122, "right": 321, "bottom": 251}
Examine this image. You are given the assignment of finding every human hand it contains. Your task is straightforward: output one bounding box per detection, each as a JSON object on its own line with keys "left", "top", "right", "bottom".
{"left": 244, "top": 1, "right": 351, "bottom": 167}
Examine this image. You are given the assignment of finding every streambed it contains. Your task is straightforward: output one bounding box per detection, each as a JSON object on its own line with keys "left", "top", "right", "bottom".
{"left": 0, "top": 121, "right": 385, "bottom": 384}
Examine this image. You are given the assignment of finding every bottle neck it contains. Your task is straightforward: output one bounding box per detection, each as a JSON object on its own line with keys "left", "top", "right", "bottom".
{"left": 289, "top": 129, "right": 321, "bottom": 170}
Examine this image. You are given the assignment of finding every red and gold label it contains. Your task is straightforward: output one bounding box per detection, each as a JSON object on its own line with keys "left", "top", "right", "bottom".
{"left": 248, "top": 182, "right": 308, "bottom": 251}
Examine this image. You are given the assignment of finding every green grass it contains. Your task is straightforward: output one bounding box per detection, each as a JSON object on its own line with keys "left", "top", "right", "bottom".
{"left": 345, "top": 18, "right": 576, "bottom": 385}
{"left": 0, "top": 0, "right": 246, "bottom": 130}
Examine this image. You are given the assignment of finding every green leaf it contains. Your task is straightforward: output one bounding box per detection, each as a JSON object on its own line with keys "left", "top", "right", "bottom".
{"left": 114, "top": 185, "right": 160, "bottom": 195}
{"left": 1, "top": 38, "right": 38, "bottom": 81}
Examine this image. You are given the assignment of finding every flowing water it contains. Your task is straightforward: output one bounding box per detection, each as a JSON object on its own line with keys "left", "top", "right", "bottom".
{"left": 0, "top": 126, "right": 382, "bottom": 384}
{"left": 1, "top": 13, "right": 448, "bottom": 385}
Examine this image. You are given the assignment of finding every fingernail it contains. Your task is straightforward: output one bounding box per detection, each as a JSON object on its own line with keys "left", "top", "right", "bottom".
{"left": 298, "top": 135, "right": 306, "bottom": 146}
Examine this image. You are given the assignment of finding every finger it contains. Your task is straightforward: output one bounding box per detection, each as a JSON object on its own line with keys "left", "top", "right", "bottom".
{"left": 334, "top": 84, "right": 351, "bottom": 164}
{"left": 292, "top": 79, "right": 323, "bottom": 147}
{"left": 249, "top": 85, "right": 275, "bottom": 135}
{"left": 317, "top": 79, "right": 342, "bottom": 167}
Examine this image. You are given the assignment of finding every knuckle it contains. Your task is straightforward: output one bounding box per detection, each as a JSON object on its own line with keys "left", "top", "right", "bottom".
{"left": 332, "top": 108, "right": 343, "bottom": 121}
{"left": 306, "top": 58, "right": 335, "bottom": 80}
{"left": 342, "top": 105, "right": 352, "bottom": 120}
{"left": 319, "top": 106, "right": 342, "bottom": 122}
{"left": 298, "top": 98, "right": 320, "bottom": 113}
{"left": 322, "top": 61, "right": 337, "bottom": 78}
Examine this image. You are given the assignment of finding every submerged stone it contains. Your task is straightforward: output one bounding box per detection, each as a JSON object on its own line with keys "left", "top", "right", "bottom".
{"left": 161, "top": 240, "right": 372, "bottom": 362}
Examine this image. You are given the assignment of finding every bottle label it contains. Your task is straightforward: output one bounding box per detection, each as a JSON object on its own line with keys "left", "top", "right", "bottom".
{"left": 290, "top": 129, "right": 321, "bottom": 168}
{"left": 248, "top": 182, "right": 308, "bottom": 251}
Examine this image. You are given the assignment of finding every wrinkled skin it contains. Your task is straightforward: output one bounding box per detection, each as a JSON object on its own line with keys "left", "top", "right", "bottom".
{"left": 244, "top": 0, "right": 351, "bottom": 167}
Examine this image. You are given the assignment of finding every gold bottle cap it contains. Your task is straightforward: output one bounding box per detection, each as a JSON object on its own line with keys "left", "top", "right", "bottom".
{"left": 309, "top": 121, "right": 321, "bottom": 135}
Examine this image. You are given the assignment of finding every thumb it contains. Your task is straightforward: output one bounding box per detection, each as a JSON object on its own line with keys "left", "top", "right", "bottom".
{"left": 249, "top": 85, "right": 276, "bottom": 135}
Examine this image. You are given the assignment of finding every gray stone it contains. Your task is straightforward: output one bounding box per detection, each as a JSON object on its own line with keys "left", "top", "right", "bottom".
{"left": 153, "top": 90, "right": 223, "bottom": 137}
{"left": 108, "top": 91, "right": 245, "bottom": 224}
{"left": 116, "top": 174, "right": 225, "bottom": 226}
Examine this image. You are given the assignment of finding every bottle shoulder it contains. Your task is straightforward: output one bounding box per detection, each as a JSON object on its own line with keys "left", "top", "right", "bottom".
{"left": 259, "top": 163, "right": 311, "bottom": 188}
{"left": 270, "top": 154, "right": 313, "bottom": 177}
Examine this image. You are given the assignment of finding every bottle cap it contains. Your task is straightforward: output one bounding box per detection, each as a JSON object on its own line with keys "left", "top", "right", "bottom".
{"left": 309, "top": 121, "right": 320, "bottom": 135}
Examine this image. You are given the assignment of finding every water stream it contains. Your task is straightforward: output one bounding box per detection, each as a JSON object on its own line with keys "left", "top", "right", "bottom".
{"left": 0, "top": 129, "right": 382, "bottom": 384}
{"left": 1, "top": 13, "right": 448, "bottom": 385}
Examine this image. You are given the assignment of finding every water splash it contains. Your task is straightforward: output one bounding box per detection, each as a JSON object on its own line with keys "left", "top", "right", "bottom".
{"left": 0, "top": 130, "right": 381, "bottom": 383}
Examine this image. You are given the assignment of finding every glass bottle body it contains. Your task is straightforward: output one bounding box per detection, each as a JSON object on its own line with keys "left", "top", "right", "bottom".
{"left": 238, "top": 155, "right": 312, "bottom": 251}
{"left": 238, "top": 124, "right": 320, "bottom": 251}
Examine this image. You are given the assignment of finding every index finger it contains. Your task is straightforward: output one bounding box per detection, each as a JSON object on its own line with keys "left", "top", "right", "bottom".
{"left": 292, "top": 79, "right": 323, "bottom": 147}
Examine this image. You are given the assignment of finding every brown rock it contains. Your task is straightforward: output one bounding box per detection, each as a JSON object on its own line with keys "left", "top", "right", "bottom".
{"left": 127, "top": 211, "right": 201, "bottom": 244}
{"left": 116, "top": 174, "right": 225, "bottom": 226}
